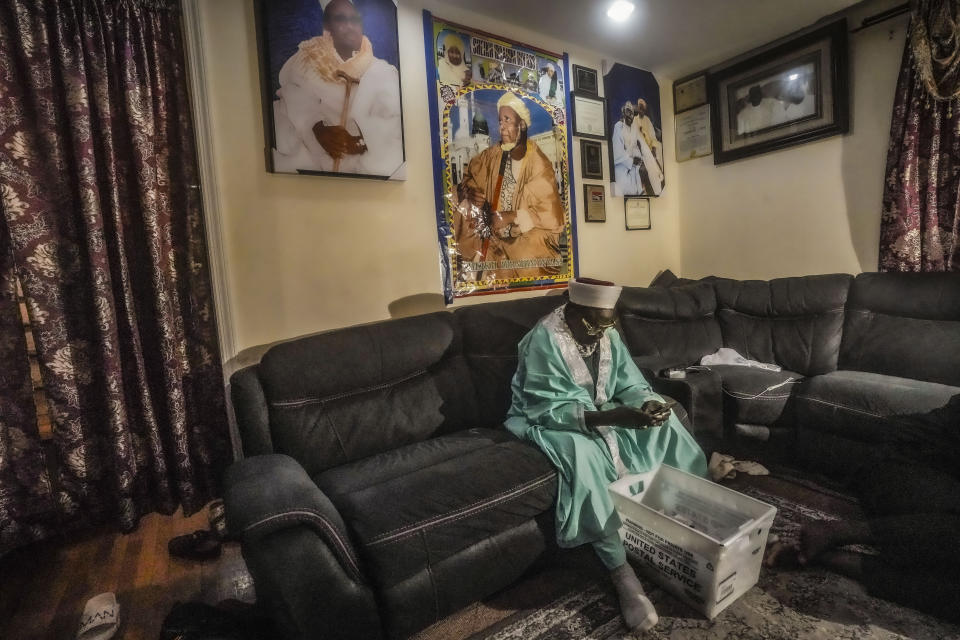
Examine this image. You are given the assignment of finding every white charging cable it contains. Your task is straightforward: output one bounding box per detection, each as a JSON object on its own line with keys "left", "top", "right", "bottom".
{"left": 679, "top": 365, "right": 800, "bottom": 399}
{"left": 734, "top": 377, "right": 799, "bottom": 400}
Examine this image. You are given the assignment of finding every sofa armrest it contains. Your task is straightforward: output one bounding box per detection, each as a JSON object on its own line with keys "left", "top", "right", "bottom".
{"left": 224, "top": 454, "right": 383, "bottom": 639}
{"left": 229, "top": 365, "right": 274, "bottom": 456}
{"left": 649, "top": 369, "right": 724, "bottom": 453}
{"left": 224, "top": 453, "right": 364, "bottom": 583}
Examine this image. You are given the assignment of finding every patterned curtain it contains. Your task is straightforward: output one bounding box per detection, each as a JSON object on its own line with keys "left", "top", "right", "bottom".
{"left": 0, "top": 224, "right": 58, "bottom": 554}
{"left": 0, "top": 0, "right": 231, "bottom": 553}
{"left": 880, "top": 0, "right": 960, "bottom": 271}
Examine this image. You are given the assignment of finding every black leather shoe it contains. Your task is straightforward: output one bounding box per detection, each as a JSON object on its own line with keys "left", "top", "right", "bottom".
{"left": 168, "top": 529, "right": 222, "bottom": 561}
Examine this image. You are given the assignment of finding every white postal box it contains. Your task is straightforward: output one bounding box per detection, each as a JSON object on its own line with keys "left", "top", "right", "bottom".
{"left": 609, "top": 464, "right": 776, "bottom": 619}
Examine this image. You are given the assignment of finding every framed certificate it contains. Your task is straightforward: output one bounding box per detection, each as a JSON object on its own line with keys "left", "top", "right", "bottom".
{"left": 624, "top": 197, "right": 651, "bottom": 230}
{"left": 584, "top": 184, "right": 606, "bottom": 222}
{"left": 673, "top": 73, "right": 707, "bottom": 113}
{"left": 675, "top": 104, "right": 712, "bottom": 162}
{"left": 571, "top": 93, "right": 607, "bottom": 139}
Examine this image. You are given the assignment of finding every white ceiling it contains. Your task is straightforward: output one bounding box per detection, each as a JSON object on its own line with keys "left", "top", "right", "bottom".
{"left": 436, "top": 0, "right": 863, "bottom": 77}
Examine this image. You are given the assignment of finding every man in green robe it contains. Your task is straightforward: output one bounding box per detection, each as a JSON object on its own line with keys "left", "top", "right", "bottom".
{"left": 505, "top": 277, "right": 708, "bottom": 633}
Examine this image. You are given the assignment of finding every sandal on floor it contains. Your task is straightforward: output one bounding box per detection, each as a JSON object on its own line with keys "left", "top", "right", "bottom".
{"left": 209, "top": 499, "right": 230, "bottom": 541}
{"left": 168, "top": 529, "right": 222, "bottom": 560}
{"left": 77, "top": 592, "right": 120, "bottom": 640}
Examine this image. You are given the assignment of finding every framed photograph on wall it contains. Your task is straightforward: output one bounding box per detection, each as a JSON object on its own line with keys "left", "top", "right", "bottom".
{"left": 572, "top": 64, "right": 599, "bottom": 95}
{"left": 709, "top": 19, "right": 848, "bottom": 165}
{"left": 584, "top": 184, "right": 606, "bottom": 222}
{"left": 624, "top": 197, "right": 651, "bottom": 230}
{"left": 571, "top": 93, "right": 607, "bottom": 139}
{"left": 580, "top": 139, "right": 603, "bottom": 180}
{"left": 254, "top": 0, "right": 406, "bottom": 179}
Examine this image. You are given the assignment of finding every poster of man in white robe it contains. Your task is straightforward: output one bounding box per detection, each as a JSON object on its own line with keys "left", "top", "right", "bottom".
{"left": 604, "top": 63, "right": 664, "bottom": 197}
{"left": 255, "top": 0, "right": 405, "bottom": 179}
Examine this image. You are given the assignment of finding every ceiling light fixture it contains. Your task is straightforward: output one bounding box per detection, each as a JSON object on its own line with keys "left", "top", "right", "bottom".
{"left": 607, "top": 0, "right": 635, "bottom": 22}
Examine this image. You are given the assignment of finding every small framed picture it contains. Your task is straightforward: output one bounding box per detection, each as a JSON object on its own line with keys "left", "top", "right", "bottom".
{"left": 571, "top": 93, "right": 607, "bottom": 139}
{"left": 624, "top": 197, "right": 651, "bottom": 230}
{"left": 580, "top": 139, "right": 603, "bottom": 180}
{"left": 673, "top": 73, "right": 708, "bottom": 113}
{"left": 572, "top": 64, "right": 599, "bottom": 95}
{"left": 584, "top": 184, "right": 606, "bottom": 222}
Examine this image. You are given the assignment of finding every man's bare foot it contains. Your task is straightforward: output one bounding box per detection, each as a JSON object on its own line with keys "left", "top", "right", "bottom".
{"left": 799, "top": 520, "right": 840, "bottom": 565}
{"left": 816, "top": 549, "right": 865, "bottom": 579}
{"left": 799, "top": 519, "right": 872, "bottom": 565}
{"left": 764, "top": 541, "right": 802, "bottom": 569}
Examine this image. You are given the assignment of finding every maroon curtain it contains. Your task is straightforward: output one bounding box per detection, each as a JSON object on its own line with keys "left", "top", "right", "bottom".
{"left": 0, "top": 224, "right": 58, "bottom": 554}
{"left": 0, "top": 0, "right": 230, "bottom": 552}
{"left": 880, "top": 0, "right": 960, "bottom": 271}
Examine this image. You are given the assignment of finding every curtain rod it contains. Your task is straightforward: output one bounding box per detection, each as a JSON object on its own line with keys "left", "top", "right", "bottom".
{"left": 850, "top": 2, "right": 910, "bottom": 33}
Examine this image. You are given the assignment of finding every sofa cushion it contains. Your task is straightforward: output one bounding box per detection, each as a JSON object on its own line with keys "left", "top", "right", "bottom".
{"left": 714, "top": 274, "right": 852, "bottom": 376}
{"left": 315, "top": 428, "right": 556, "bottom": 592}
{"left": 794, "top": 370, "right": 960, "bottom": 475}
{"left": 455, "top": 296, "right": 566, "bottom": 429}
{"left": 839, "top": 272, "right": 960, "bottom": 387}
{"left": 795, "top": 370, "right": 960, "bottom": 442}
{"left": 618, "top": 282, "right": 722, "bottom": 372}
{"left": 258, "top": 312, "right": 479, "bottom": 476}
{"left": 711, "top": 365, "right": 802, "bottom": 426}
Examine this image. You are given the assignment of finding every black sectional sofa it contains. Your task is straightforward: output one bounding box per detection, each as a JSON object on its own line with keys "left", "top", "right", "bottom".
{"left": 223, "top": 271, "right": 960, "bottom": 640}
{"left": 624, "top": 272, "right": 960, "bottom": 478}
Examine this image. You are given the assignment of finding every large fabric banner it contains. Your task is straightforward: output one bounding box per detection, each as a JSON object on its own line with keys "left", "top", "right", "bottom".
{"left": 604, "top": 63, "right": 664, "bottom": 197}
{"left": 424, "top": 12, "right": 578, "bottom": 302}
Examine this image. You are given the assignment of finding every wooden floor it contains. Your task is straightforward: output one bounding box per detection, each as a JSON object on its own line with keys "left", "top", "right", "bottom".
{"left": 0, "top": 508, "right": 255, "bottom": 640}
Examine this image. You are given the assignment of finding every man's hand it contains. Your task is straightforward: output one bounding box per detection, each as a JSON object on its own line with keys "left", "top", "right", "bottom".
{"left": 491, "top": 210, "right": 519, "bottom": 238}
{"left": 457, "top": 183, "right": 487, "bottom": 208}
{"left": 313, "top": 122, "right": 366, "bottom": 159}
{"left": 463, "top": 68, "right": 473, "bottom": 85}
{"left": 638, "top": 399, "right": 675, "bottom": 426}
{"left": 612, "top": 401, "right": 674, "bottom": 428}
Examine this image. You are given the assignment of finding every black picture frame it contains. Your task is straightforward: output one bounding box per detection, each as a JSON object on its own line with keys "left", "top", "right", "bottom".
{"left": 580, "top": 139, "right": 603, "bottom": 180}
{"left": 253, "top": 0, "right": 406, "bottom": 179}
{"left": 572, "top": 64, "right": 599, "bottom": 95}
{"left": 709, "top": 19, "right": 848, "bottom": 165}
{"left": 624, "top": 197, "right": 651, "bottom": 230}
{"left": 571, "top": 92, "right": 607, "bottom": 139}
{"left": 583, "top": 184, "right": 606, "bottom": 222}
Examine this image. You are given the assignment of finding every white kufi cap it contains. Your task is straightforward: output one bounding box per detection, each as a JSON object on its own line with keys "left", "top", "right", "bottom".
{"left": 567, "top": 278, "right": 623, "bottom": 309}
{"left": 496, "top": 92, "right": 532, "bottom": 127}
{"left": 319, "top": 0, "right": 353, "bottom": 10}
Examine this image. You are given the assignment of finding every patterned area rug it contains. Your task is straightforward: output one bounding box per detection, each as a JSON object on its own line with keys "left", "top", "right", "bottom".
{"left": 416, "top": 475, "right": 960, "bottom": 640}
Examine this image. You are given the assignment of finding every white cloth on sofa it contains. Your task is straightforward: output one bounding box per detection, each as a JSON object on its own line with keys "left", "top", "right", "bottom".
{"left": 700, "top": 347, "right": 782, "bottom": 372}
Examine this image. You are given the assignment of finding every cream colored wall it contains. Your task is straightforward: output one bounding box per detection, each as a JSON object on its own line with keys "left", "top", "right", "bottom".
{"left": 196, "top": 0, "right": 682, "bottom": 361}
{"left": 676, "top": 2, "right": 909, "bottom": 280}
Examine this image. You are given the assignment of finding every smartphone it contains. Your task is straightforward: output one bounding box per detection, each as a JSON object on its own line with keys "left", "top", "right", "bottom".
{"left": 654, "top": 400, "right": 677, "bottom": 419}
